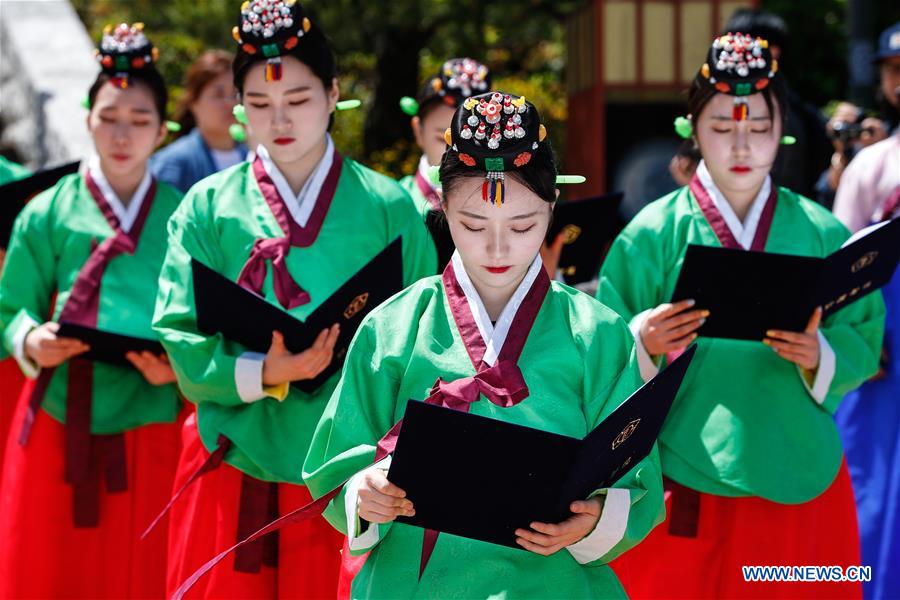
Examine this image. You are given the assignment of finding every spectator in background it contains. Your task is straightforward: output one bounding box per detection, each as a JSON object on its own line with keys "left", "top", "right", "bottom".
{"left": 150, "top": 50, "right": 246, "bottom": 192}
{"left": 725, "top": 9, "right": 832, "bottom": 200}
{"left": 813, "top": 101, "right": 887, "bottom": 208}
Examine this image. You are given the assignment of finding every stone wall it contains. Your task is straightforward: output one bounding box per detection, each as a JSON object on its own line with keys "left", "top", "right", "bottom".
{"left": 0, "top": 0, "right": 96, "bottom": 168}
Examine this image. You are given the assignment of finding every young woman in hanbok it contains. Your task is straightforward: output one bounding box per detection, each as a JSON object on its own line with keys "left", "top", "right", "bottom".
{"left": 0, "top": 23, "right": 185, "bottom": 599}
{"left": 152, "top": 1, "right": 436, "bottom": 597}
{"left": 302, "top": 91, "right": 666, "bottom": 599}
{"left": 598, "top": 33, "right": 885, "bottom": 599}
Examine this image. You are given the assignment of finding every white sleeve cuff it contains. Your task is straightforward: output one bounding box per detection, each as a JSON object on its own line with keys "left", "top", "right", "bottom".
{"left": 799, "top": 331, "right": 836, "bottom": 405}
{"left": 629, "top": 310, "right": 660, "bottom": 383}
{"left": 566, "top": 488, "right": 631, "bottom": 564}
{"left": 12, "top": 315, "right": 41, "bottom": 379}
{"left": 344, "top": 456, "right": 393, "bottom": 552}
{"left": 235, "top": 352, "right": 267, "bottom": 403}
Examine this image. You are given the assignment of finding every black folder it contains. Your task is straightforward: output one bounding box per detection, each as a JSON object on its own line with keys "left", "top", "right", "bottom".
{"left": 0, "top": 161, "right": 80, "bottom": 248}
{"left": 56, "top": 322, "right": 164, "bottom": 368}
{"left": 546, "top": 192, "right": 625, "bottom": 285}
{"left": 191, "top": 237, "right": 404, "bottom": 393}
{"left": 670, "top": 217, "right": 900, "bottom": 340}
{"left": 387, "top": 345, "right": 696, "bottom": 549}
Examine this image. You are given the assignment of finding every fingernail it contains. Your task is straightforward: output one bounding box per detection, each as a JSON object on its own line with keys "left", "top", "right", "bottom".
{"left": 687, "top": 299, "right": 696, "bottom": 306}
{"left": 698, "top": 318, "right": 706, "bottom": 325}
{"left": 762, "top": 339, "right": 771, "bottom": 345}
{"left": 701, "top": 310, "right": 710, "bottom": 317}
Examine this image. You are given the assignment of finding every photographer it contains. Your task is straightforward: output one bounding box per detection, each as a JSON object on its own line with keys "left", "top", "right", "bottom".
{"left": 813, "top": 101, "right": 887, "bottom": 208}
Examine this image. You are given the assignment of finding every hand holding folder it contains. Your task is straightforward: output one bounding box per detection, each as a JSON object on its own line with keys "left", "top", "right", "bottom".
{"left": 671, "top": 217, "right": 900, "bottom": 340}
{"left": 191, "top": 237, "right": 404, "bottom": 393}
{"left": 386, "top": 345, "right": 696, "bottom": 549}
{"left": 56, "top": 322, "right": 164, "bottom": 368}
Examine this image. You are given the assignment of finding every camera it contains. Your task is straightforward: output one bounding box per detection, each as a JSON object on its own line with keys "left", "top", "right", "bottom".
{"left": 829, "top": 120, "right": 864, "bottom": 144}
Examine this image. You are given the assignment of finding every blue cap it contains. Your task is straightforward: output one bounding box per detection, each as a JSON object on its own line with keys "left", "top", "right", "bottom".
{"left": 875, "top": 22, "right": 900, "bottom": 63}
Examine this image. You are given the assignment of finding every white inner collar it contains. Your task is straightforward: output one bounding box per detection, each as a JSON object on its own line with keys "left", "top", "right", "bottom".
{"left": 416, "top": 154, "right": 436, "bottom": 191}
{"left": 257, "top": 134, "right": 335, "bottom": 228}
{"left": 450, "top": 250, "right": 544, "bottom": 366}
{"left": 87, "top": 155, "right": 151, "bottom": 234}
{"left": 696, "top": 160, "right": 772, "bottom": 250}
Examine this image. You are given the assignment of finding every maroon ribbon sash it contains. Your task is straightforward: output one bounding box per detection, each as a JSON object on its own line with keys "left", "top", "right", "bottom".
{"left": 236, "top": 151, "right": 343, "bottom": 310}
{"left": 19, "top": 171, "right": 156, "bottom": 527}
{"left": 689, "top": 173, "right": 778, "bottom": 252}
{"left": 172, "top": 259, "right": 551, "bottom": 599}
{"left": 415, "top": 169, "right": 442, "bottom": 212}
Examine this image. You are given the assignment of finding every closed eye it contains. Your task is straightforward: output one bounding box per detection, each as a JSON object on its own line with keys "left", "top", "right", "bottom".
{"left": 462, "top": 223, "right": 485, "bottom": 232}
{"left": 248, "top": 103, "right": 269, "bottom": 109}
{"left": 512, "top": 225, "right": 536, "bottom": 234}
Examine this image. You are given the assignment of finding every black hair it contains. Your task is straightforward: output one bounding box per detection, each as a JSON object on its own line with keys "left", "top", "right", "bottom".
{"left": 87, "top": 68, "right": 168, "bottom": 121}
{"left": 417, "top": 96, "right": 452, "bottom": 124}
{"left": 724, "top": 9, "right": 789, "bottom": 58}
{"left": 232, "top": 19, "right": 336, "bottom": 93}
{"left": 438, "top": 138, "right": 558, "bottom": 205}
{"left": 686, "top": 73, "right": 788, "bottom": 134}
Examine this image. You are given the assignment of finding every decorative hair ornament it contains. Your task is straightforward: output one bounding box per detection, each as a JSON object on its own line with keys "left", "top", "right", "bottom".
{"left": 401, "top": 58, "right": 491, "bottom": 116}
{"left": 674, "top": 116, "right": 693, "bottom": 139}
{"left": 95, "top": 22, "right": 158, "bottom": 89}
{"left": 230, "top": 123, "right": 248, "bottom": 143}
{"left": 697, "top": 32, "right": 777, "bottom": 122}
{"left": 446, "top": 91, "right": 546, "bottom": 206}
{"left": 233, "top": 0, "right": 313, "bottom": 82}
{"left": 233, "top": 104, "right": 249, "bottom": 125}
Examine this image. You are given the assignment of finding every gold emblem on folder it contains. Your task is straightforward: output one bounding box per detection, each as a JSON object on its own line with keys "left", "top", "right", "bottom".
{"left": 612, "top": 418, "right": 641, "bottom": 450}
{"left": 343, "top": 293, "right": 369, "bottom": 319}
{"left": 851, "top": 251, "right": 878, "bottom": 273}
{"left": 561, "top": 224, "right": 582, "bottom": 245}
{"left": 563, "top": 265, "right": 577, "bottom": 277}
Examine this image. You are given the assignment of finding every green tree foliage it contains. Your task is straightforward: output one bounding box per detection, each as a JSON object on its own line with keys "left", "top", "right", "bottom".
{"left": 73, "top": 0, "right": 577, "bottom": 177}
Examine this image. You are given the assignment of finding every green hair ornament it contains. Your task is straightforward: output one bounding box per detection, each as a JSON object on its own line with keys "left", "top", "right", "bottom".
{"left": 427, "top": 164, "right": 441, "bottom": 186}
{"left": 399, "top": 96, "right": 419, "bottom": 116}
{"left": 555, "top": 175, "right": 586, "bottom": 185}
{"left": 233, "top": 104, "right": 248, "bottom": 125}
{"left": 336, "top": 99, "right": 361, "bottom": 111}
{"left": 674, "top": 116, "right": 693, "bottom": 139}
{"left": 229, "top": 123, "right": 248, "bottom": 144}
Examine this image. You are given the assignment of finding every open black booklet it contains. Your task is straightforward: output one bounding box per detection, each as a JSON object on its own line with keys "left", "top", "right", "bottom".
{"left": 191, "top": 237, "right": 404, "bottom": 393}
{"left": 56, "top": 322, "right": 164, "bottom": 368}
{"left": 670, "top": 217, "right": 900, "bottom": 341}
{"left": 546, "top": 192, "right": 625, "bottom": 285}
{"left": 387, "top": 345, "right": 696, "bottom": 549}
{"left": 0, "top": 161, "right": 80, "bottom": 247}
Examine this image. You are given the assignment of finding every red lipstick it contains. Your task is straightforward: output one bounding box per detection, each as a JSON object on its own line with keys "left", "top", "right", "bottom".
{"left": 485, "top": 266, "right": 511, "bottom": 274}
{"left": 273, "top": 137, "right": 295, "bottom": 146}
{"left": 729, "top": 165, "right": 752, "bottom": 173}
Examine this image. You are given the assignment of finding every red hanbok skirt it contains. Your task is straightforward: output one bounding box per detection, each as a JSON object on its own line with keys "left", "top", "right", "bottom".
{"left": 0, "top": 380, "right": 186, "bottom": 599}
{"left": 166, "top": 413, "right": 342, "bottom": 599}
{"left": 612, "top": 460, "right": 863, "bottom": 599}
